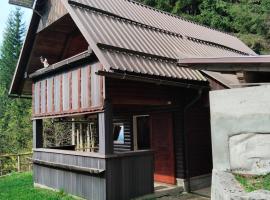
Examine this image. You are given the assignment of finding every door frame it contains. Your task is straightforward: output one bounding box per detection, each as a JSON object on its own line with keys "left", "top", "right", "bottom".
{"left": 132, "top": 115, "right": 150, "bottom": 150}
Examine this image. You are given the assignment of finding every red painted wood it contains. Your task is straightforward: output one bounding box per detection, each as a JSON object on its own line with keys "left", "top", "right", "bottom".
{"left": 69, "top": 71, "right": 72, "bottom": 111}
{"left": 88, "top": 65, "right": 92, "bottom": 107}
{"left": 60, "top": 75, "right": 63, "bottom": 112}
{"left": 45, "top": 80, "right": 48, "bottom": 113}
{"left": 78, "top": 68, "right": 82, "bottom": 111}
{"left": 39, "top": 82, "right": 41, "bottom": 114}
{"left": 52, "top": 78, "right": 55, "bottom": 113}
{"left": 150, "top": 112, "right": 176, "bottom": 185}
{"left": 32, "top": 83, "right": 35, "bottom": 114}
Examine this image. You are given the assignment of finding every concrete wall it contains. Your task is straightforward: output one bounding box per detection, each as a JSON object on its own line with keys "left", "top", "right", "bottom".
{"left": 210, "top": 85, "right": 270, "bottom": 173}
{"left": 210, "top": 85, "right": 270, "bottom": 199}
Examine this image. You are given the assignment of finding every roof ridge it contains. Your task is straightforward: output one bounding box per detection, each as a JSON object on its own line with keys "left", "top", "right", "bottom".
{"left": 127, "top": 0, "right": 237, "bottom": 39}
{"left": 68, "top": 0, "right": 184, "bottom": 38}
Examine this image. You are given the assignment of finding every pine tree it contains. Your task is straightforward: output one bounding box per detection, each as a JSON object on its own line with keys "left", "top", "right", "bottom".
{"left": 0, "top": 8, "right": 32, "bottom": 154}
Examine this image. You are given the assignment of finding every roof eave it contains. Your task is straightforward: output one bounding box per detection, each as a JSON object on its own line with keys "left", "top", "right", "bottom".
{"left": 9, "top": 10, "right": 41, "bottom": 96}
{"left": 178, "top": 56, "right": 270, "bottom": 72}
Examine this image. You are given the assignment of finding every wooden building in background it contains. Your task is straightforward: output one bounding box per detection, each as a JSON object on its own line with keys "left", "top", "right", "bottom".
{"left": 10, "top": 0, "right": 257, "bottom": 199}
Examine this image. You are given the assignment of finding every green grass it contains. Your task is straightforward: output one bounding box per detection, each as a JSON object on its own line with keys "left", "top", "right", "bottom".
{"left": 0, "top": 172, "right": 76, "bottom": 200}
{"left": 235, "top": 173, "right": 270, "bottom": 192}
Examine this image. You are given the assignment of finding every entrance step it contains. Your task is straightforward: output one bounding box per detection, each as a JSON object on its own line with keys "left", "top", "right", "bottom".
{"left": 134, "top": 182, "right": 183, "bottom": 200}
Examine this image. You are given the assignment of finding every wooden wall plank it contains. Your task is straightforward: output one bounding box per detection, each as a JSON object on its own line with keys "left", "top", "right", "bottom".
{"left": 32, "top": 62, "right": 103, "bottom": 118}
{"left": 33, "top": 150, "right": 154, "bottom": 200}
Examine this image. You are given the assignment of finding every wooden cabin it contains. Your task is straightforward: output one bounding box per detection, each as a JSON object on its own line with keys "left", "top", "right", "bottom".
{"left": 9, "top": 0, "right": 257, "bottom": 199}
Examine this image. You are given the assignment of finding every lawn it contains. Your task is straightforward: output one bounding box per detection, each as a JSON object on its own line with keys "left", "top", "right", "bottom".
{"left": 235, "top": 173, "right": 270, "bottom": 192}
{"left": 0, "top": 172, "right": 76, "bottom": 200}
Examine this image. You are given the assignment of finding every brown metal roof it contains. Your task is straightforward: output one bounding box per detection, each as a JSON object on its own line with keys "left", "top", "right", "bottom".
{"left": 101, "top": 48, "right": 207, "bottom": 81}
{"left": 62, "top": 0, "right": 258, "bottom": 83}
{"left": 69, "top": 4, "right": 244, "bottom": 59}
{"left": 10, "top": 0, "right": 257, "bottom": 95}
{"left": 69, "top": 0, "right": 255, "bottom": 55}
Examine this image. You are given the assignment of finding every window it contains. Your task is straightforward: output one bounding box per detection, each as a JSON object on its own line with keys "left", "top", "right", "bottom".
{"left": 113, "top": 123, "right": 124, "bottom": 144}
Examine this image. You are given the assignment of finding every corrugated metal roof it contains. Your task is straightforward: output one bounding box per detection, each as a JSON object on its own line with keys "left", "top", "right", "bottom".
{"left": 64, "top": 0, "right": 257, "bottom": 83}
{"left": 69, "top": 0, "right": 255, "bottom": 55}
{"left": 101, "top": 48, "right": 207, "bottom": 81}
{"left": 70, "top": 6, "right": 244, "bottom": 59}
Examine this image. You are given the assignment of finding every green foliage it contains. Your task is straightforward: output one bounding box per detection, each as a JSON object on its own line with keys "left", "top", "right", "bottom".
{"left": 235, "top": 173, "right": 270, "bottom": 192}
{"left": 0, "top": 172, "right": 76, "bottom": 200}
{"left": 0, "top": 8, "right": 32, "bottom": 154}
{"left": 137, "top": 0, "right": 270, "bottom": 54}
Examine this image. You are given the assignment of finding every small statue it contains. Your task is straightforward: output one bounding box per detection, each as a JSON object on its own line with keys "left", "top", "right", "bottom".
{"left": 40, "top": 56, "right": 49, "bottom": 68}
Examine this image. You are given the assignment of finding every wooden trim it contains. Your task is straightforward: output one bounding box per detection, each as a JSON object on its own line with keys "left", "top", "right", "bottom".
{"left": 32, "top": 106, "right": 103, "bottom": 119}
{"left": 33, "top": 148, "right": 153, "bottom": 159}
{"left": 33, "top": 159, "right": 105, "bottom": 174}
{"left": 88, "top": 65, "right": 92, "bottom": 107}
{"left": 29, "top": 50, "right": 93, "bottom": 79}
{"left": 100, "top": 64, "right": 105, "bottom": 105}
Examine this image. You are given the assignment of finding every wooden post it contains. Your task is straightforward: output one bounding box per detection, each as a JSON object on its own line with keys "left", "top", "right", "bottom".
{"left": 17, "top": 155, "right": 20, "bottom": 172}
{"left": 90, "top": 123, "right": 94, "bottom": 152}
{"left": 0, "top": 160, "right": 2, "bottom": 176}
{"left": 33, "top": 119, "right": 43, "bottom": 148}
{"left": 72, "top": 118, "right": 75, "bottom": 145}
{"left": 80, "top": 123, "right": 83, "bottom": 151}
{"left": 86, "top": 123, "right": 90, "bottom": 152}
{"left": 76, "top": 128, "right": 79, "bottom": 150}
{"left": 98, "top": 100, "right": 113, "bottom": 154}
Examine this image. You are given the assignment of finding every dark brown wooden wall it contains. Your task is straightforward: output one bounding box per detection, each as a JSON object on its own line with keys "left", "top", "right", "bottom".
{"left": 106, "top": 78, "right": 214, "bottom": 179}
{"left": 185, "top": 93, "right": 212, "bottom": 177}
{"left": 173, "top": 110, "right": 186, "bottom": 179}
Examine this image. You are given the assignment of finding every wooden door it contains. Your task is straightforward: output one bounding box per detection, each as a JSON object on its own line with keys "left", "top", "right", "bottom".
{"left": 151, "top": 113, "right": 176, "bottom": 184}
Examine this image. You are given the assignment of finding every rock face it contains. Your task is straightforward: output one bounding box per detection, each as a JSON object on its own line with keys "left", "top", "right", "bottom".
{"left": 210, "top": 86, "right": 270, "bottom": 200}
{"left": 229, "top": 133, "right": 270, "bottom": 175}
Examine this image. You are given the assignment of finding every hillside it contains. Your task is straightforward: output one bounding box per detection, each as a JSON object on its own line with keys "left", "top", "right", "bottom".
{"left": 138, "top": 0, "right": 270, "bottom": 54}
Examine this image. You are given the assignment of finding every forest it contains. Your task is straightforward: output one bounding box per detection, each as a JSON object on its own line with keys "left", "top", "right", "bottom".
{"left": 0, "top": 0, "right": 270, "bottom": 154}
{"left": 138, "top": 0, "right": 270, "bottom": 54}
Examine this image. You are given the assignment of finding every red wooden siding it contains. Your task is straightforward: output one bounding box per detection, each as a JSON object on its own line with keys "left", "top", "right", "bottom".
{"left": 151, "top": 113, "right": 176, "bottom": 185}
{"left": 32, "top": 63, "right": 104, "bottom": 118}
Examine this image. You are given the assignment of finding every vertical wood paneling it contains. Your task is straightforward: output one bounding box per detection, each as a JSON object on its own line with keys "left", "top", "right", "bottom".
{"left": 33, "top": 150, "right": 154, "bottom": 200}
{"left": 41, "top": 80, "right": 46, "bottom": 113}
{"left": 47, "top": 78, "right": 53, "bottom": 113}
{"left": 54, "top": 75, "right": 61, "bottom": 112}
{"left": 173, "top": 110, "right": 186, "bottom": 179}
{"left": 81, "top": 65, "right": 89, "bottom": 109}
{"left": 78, "top": 68, "right": 81, "bottom": 110}
{"left": 72, "top": 70, "right": 79, "bottom": 110}
{"left": 32, "top": 62, "right": 103, "bottom": 117}
{"left": 91, "top": 63, "right": 102, "bottom": 107}
{"left": 34, "top": 83, "right": 40, "bottom": 114}
{"left": 62, "top": 73, "right": 70, "bottom": 111}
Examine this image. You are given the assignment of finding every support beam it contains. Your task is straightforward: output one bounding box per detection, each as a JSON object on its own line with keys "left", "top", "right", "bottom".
{"left": 98, "top": 101, "right": 113, "bottom": 154}
{"left": 33, "top": 119, "right": 43, "bottom": 148}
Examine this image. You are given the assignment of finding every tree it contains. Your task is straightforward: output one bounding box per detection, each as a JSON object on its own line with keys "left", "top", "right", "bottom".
{"left": 138, "top": 0, "right": 270, "bottom": 54}
{"left": 0, "top": 8, "right": 32, "bottom": 154}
